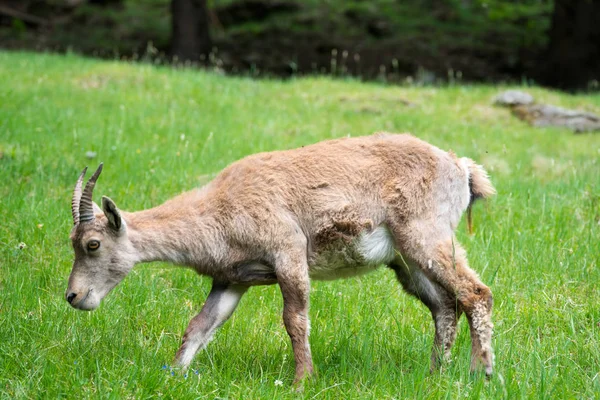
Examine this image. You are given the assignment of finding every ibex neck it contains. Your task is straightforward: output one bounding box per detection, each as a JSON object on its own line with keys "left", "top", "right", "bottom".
{"left": 125, "top": 194, "right": 215, "bottom": 267}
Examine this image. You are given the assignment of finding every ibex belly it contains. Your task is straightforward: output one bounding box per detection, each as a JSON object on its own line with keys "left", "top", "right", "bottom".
{"left": 309, "top": 226, "right": 396, "bottom": 280}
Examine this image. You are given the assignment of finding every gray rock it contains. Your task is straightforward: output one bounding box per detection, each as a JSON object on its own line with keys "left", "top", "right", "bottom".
{"left": 494, "top": 90, "right": 535, "bottom": 106}
{"left": 513, "top": 104, "right": 600, "bottom": 133}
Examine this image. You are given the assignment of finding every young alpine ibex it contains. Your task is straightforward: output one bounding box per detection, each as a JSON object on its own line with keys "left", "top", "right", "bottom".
{"left": 66, "top": 133, "right": 495, "bottom": 384}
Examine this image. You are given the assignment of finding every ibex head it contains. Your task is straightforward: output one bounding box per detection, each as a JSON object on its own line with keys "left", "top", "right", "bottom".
{"left": 66, "top": 164, "right": 136, "bottom": 310}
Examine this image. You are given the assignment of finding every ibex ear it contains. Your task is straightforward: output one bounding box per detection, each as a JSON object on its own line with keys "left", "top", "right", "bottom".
{"left": 101, "top": 196, "right": 125, "bottom": 232}
{"left": 93, "top": 201, "right": 103, "bottom": 215}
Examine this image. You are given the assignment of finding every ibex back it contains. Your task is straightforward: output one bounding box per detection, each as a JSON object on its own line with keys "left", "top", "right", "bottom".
{"left": 66, "top": 132, "right": 496, "bottom": 384}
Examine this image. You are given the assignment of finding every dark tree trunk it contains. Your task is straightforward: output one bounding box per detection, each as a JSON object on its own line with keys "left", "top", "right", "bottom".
{"left": 536, "top": 0, "right": 600, "bottom": 91}
{"left": 171, "top": 0, "right": 212, "bottom": 62}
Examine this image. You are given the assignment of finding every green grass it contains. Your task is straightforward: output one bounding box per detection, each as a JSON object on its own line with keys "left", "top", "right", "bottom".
{"left": 1, "top": 51, "right": 599, "bottom": 399}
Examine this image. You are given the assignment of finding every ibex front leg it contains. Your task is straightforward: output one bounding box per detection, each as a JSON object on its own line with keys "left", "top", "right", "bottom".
{"left": 276, "top": 251, "right": 314, "bottom": 386}
{"left": 175, "top": 282, "right": 248, "bottom": 368}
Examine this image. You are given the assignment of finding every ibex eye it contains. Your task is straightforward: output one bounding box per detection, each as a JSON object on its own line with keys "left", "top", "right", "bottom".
{"left": 87, "top": 240, "right": 100, "bottom": 251}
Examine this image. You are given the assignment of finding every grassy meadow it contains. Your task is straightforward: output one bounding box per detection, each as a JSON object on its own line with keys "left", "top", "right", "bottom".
{"left": 0, "top": 51, "right": 599, "bottom": 399}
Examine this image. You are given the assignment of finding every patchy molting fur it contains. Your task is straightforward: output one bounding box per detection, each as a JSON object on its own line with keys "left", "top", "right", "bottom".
{"left": 66, "top": 132, "right": 496, "bottom": 385}
{"left": 309, "top": 225, "right": 396, "bottom": 280}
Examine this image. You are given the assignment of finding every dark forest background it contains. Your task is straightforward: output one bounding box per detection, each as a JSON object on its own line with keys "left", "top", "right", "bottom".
{"left": 1, "top": 0, "right": 598, "bottom": 91}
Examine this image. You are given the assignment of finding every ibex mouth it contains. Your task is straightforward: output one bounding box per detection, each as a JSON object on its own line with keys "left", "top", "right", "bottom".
{"left": 69, "top": 289, "right": 96, "bottom": 311}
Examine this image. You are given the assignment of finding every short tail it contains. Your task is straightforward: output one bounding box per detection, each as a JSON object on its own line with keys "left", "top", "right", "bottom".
{"left": 463, "top": 158, "right": 496, "bottom": 234}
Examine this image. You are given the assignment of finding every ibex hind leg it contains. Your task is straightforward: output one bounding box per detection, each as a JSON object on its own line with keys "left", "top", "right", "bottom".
{"left": 175, "top": 283, "right": 248, "bottom": 368}
{"left": 389, "top": 258, "right": 462, "bottom": 372}
{"left": 390, "top": 227, "right": 494, "bottom": 376}
{"left": 429, "top": 239, "right": 493, "bottom": 376}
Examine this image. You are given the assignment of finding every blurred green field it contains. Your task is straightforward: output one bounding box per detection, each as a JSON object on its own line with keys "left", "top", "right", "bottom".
{"left": 0, "top": 51, "right": 599, "bottom": 399}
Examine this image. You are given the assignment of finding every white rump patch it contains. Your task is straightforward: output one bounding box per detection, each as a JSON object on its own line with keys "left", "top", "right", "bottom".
{"left": 460, "top": 157, "right": 471, "bottom": 184}
{"left": 357, "top": 226, "right": 396, "bottom": 265}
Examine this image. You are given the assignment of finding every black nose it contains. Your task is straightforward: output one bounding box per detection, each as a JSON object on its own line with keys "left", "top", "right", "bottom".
{"left": 66, "top": 292, "right": 77, "bottom": 304}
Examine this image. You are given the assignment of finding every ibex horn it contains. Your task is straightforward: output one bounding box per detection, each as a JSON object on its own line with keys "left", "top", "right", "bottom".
{"left": 78, "top": 163, "right": 103, "bottom": 224}
{"left": 71, "top": 167, "right": 88, "bottom": 225}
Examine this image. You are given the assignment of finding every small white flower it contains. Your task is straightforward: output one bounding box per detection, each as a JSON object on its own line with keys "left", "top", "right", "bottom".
{"left": 274, "top": 379, "right": 283, "bottom": 387}
{"left": 17, "top": 242, "right": 26, "bottom": 249}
